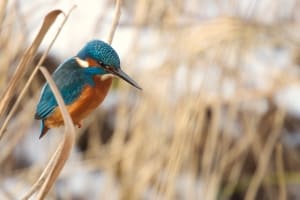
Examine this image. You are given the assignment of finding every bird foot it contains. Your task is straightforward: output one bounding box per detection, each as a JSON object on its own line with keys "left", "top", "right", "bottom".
{"left": 76, "top": 121, "right": 82, "bottom": 128}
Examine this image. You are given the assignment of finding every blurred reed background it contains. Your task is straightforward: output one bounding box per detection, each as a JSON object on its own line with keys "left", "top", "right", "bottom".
{"left": 1, "top": 0, "right": 300, "bottom": 199}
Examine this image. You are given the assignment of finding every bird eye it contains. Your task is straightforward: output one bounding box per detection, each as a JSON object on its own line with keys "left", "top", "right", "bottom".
{"left": 97, "top": 61, "right": 113, "bottom": 71}
{"left": 98, "top": 62, "right": 112, "bottom": 71}
{"left": 98, "top": 61, "right": 105, "bottom": 67}
{"left": 104, "top": 65, "right": 113, "bottom": 71}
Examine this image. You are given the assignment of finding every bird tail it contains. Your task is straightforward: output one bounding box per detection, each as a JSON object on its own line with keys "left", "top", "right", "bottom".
{"left": 39, "top": 120, "right": 49, "bottom": 139}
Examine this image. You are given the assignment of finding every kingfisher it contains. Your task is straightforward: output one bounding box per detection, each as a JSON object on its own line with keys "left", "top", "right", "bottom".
{"left": 35, "top": 40, "right": 141, "bottom": 138}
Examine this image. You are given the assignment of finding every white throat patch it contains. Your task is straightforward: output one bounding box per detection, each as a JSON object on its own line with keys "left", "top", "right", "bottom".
{"left": 75, "top": 57, "right": 89, "bottom": 68}
{"left": 101, "top": 74, "right": 114, "bottom": 81}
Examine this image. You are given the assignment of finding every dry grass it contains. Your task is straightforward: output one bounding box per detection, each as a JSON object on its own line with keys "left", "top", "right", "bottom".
{"left": 1, "top": 0, "right": 300, "bottom": 200}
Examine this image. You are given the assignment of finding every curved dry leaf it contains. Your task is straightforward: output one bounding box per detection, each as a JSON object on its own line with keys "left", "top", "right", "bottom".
{"left": 0, "top": 9, "right": 63, "bottom": 123}
{"left": 21, "top": 6, "right": 77, "bottom": 199}
{"left": 35, "top": 67, "right": 76, "bottom": 200}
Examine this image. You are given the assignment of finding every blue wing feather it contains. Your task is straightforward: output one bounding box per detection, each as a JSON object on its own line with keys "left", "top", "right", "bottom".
{"left": 35, "top": 57, "right": 99, "bottom": 120}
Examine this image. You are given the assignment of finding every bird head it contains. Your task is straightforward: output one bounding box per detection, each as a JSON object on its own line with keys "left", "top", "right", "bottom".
{"left": 77, "top": 40, "right": 141, "bottom": 90}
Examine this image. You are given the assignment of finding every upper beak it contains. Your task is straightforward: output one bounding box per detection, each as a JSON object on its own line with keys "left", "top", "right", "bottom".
{"left": 111, "top": 68, "right": 142, "bottom": 90}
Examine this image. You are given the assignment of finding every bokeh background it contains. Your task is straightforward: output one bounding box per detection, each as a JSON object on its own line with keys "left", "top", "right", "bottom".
{"left": 1, "top": 0, "right": 300, "bottom": 199}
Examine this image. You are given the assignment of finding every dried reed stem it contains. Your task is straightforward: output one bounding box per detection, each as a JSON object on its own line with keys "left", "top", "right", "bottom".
{"left": 276, "top": 144, "right": 286, "bottom": 200}
{"left": 0, "top": 0, "right": 7, "bottom": 26}
{"left": 35, "top": 67, "right": 76, "bottom": 199}
{"left": 21, "top": 141, "right": 62, "bottom": 200}
{"left": 107, "top": 0, "right": 122, "bottom": 45}
{"left": 245, "top": 110, "right": 285, "bottom": 200}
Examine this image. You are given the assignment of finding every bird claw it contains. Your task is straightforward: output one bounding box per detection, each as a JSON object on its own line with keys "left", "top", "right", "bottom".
{"left": 76, "top": 122, "right": 82, "bottom": 128}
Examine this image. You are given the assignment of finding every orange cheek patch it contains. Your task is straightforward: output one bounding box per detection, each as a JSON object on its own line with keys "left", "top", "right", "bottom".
{"left": 86, "top": 58, "right": 99, "bottom": 67}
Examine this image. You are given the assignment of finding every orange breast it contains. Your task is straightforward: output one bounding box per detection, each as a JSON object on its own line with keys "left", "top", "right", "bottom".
{"left": 45, "top": 75, "right": 113, "bottom": 128}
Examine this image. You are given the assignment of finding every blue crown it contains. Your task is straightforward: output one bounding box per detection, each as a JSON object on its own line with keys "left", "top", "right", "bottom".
{"left": 77, "top": 40, "right": 120, "bottom": 68}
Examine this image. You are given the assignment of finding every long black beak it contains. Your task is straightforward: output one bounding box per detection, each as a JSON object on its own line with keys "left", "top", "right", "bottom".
{"left": 111, "top": 68, "right": 142, "bottom": 90}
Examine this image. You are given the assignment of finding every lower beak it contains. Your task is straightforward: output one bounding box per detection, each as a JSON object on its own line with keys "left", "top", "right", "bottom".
{"left": 112, "top": 68, "right": 142, "bottom": 90}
